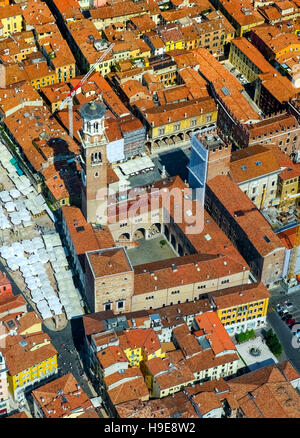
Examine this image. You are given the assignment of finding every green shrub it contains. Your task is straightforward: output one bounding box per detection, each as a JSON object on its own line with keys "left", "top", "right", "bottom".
{"left": 236, "top": 329, "right": 256, "bottom": 343}
{"left": 265, "top": 330, "right": 282, "bottom": 357}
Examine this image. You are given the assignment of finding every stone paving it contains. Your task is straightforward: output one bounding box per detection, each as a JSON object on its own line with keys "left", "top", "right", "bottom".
{"left": 235, "top": 336, "right": 278, "bottom": 372}
{"left": 127, "top": 234, "right": 177, "bottom": 266}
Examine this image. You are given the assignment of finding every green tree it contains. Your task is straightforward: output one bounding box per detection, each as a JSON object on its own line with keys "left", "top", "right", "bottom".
{"left": 249, "top": 329, "right": 255, "bottom": 340}
{"left": 266, "top": 330, "right": 282, "bottom": 357}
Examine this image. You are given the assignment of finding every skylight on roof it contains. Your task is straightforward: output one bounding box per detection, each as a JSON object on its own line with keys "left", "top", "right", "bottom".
{"left": 256, "top": 161, "right": 262, "bottom": 166}
{"left": 19, "top": 340, "right": 28, "bottom": 347}
{"left": 241, "top": 165, "right": 247, "bottom": 171}
{"left": 221, "top": 87, "right": 231, "bottom": 96}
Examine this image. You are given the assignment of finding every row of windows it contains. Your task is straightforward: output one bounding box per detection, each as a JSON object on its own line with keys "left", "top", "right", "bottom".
{"left": 157, "top": 115, "right": 212, "bottom": 135}
{"left": 104, "top": 300, "right": 125, "bottom": 311}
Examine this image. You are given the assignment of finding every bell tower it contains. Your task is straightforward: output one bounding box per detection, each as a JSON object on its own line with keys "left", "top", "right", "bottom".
{"left": 80, "top": 101, "right": 108, "bottom": 224}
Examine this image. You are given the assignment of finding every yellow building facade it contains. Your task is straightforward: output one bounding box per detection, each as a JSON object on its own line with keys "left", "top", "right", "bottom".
{"left": 1, "top": 12, "right": 23, "bottom": 37}
{"left": 216, "top": 296, "right": 269, "bottom": 335}
{"left": 277, "top": 172, "right": 299, "bottom": 209}
{"left": 164, "top": 38, "right": 184, "bottom": 52}
{"left": 30, "top": 74, "right": 57, "bottom": 89}
{"left": 7, "top": 354, "right": 58, "bottom": 400}
{"left": 228, "top": 39, "right": 271, "bottom": 82}
{"left": 124, "top": 344, "right": 164, "bottom": 368}
{"left": 151, "top": 111, "right": 218, "bottom": 139}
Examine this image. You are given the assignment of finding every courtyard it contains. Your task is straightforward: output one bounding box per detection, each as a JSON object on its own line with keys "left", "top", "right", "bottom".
{"left": 235, "top": 336, "right": 278, "bottom": 372}
{"left": 127, "top": 233, "right": 177, "bottom": 266}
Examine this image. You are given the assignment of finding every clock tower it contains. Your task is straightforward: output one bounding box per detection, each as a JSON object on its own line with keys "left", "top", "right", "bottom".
{"left": 79, "top": 101, "right": 108, "bottom": 224}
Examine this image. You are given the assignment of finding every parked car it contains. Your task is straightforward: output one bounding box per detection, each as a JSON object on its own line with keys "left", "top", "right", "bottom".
{"left": 282, "top": 313, "right": 292, "bottom": 321}
{"left": 287, "top": 319, "right": 296, "bottom": 327}
{"left": 285, "top": 301, "right": 293, "bottom": 310}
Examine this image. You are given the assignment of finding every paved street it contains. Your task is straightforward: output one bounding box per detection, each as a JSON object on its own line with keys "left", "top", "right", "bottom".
{"left": 42, "top": 319, "right": 98, "bottom": 400}
{"left": 267, "top": 285, "right": 300, "bottom": 374}
{"left": 128, "top": 147, "right": 190, "bottom": 188}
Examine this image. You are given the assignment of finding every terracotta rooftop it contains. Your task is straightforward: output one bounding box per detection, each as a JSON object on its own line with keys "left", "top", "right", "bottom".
{"left": 251, "top": 25, "right": 300, "bottom": 57}
{"left": 86, "top": 247, "right": 132, "bottom": 278}
{"left": 0, "top": 294, "right": 27, "bottom": 317}
{"left": 217, "top": 0, "right": 265, "bottom": 27}
{"left": 4, "top": 105, "right": 79, "bottom": 173}
{"left": 2, "top": 333, "right": 57, "bottom": 376}
{"left": 228, "top": 363, "right": 300, "bottom": 417}
{"left": 97, "top": 345, "right": 128, "bottom": 370}
{"left": 0, "top": 82, "right": 43, "bottom": 115}
{"left": 0, "top": 4, "right": 22, "bottom": 19}
{"left": 194, "top": 48, "right": 261, "bottom": 123}
{"left": 231, "top": 37, "right": 273, "bottom": 74}
{"left": 119, "top": 328, "right": 161, "bottom": 355}
{"left": 22, "top": 0, "right": 55, "bottom": 26}
{"left": 32, "top": 373, "right": 93, "bottom": 418}
{"left": 186, "top": 349, "right": 239, "bottom": 374}
{"left": 178, "top": 67, "right": 210, "bottom": 100}
{"left": 172, "top": 323, "right": 203, "bottom": 358}
{"left": 193, "top": 391, "right": 223, "bottom": 415}
{"left": 194, "top": 312, "right": 237, "bottom": 355}
{"left": 17, "top": 311, "right": 42, "bottom": 334}
{"left": 117, "top": 391, "right": 197, "bottom": 419}
{"left": 143, "top": 96, "right": 216, "bottom": 127}
{"left": 229, "top": 144, "right": 281, "bottom": 183}
{"left": 149, "top": 356, "right": 195, "bottom": 390}
{"left": 258, "top": 70, "right": 298, "bottom": 103}
{"left": 247, "top": 112, "right": 298, "bottom": 140}
{"left": 207, "top": 175, "right": 285, "bottom": 257}
{"left": 211, "top": 281, "right": 270, "bottom": 309}
{"left": 62, "top": 206, "right": 106, "bottom": 257}
{"left": 133, "top": 251, "right": 248, "bottom": 296}
{"left": 106, "top": 369, "right": 149, "bottom": 405}
{"left": 278, "top": 226, "right": 300, "bottom": 250}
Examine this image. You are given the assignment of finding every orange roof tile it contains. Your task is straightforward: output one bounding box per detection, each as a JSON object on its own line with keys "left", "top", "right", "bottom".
{"left": 229, "top": 144, "right": 281, "bottom": 183}
{"left": 97, "top": 345, "right": 128, "bottom": 369}
{"left": 86, "top": 247, "right": 132, "bottom": 278}
{"left": 211, "top": 282, "right": 270, "bottom": 309}
{"left": 207, "top": 175, "right": 285, "bottom": 257}
{"left": 32, "top": 373, "right": 93, "bottom": 418}
{"left": 194, "top": 312, "right": 236, "bottom": 355}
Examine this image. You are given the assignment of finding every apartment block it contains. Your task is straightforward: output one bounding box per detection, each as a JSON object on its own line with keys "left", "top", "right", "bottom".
{"left": 211, "top": 282, "right": 270, "bottom": 335}
{"left": 206, "top": 175, "right": 286, "bottom": 286}
{"left": 229, "top": 144, "right": 281, "bottom": 209}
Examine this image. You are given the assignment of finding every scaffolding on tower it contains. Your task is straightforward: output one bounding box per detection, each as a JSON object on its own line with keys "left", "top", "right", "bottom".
{"left": 58, "top": 43, "right": 115, "bottom": 139}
